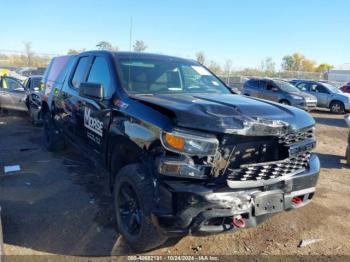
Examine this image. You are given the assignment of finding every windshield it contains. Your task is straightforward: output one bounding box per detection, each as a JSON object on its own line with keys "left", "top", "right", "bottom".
{"left": 275, "top": 80, "right": 301, "bottom": 93}
{"left": 322, "top": 82, "right": 341, "bottom": 93}
{"left": 115, "top": 58, "right": 231, "bottom": 95}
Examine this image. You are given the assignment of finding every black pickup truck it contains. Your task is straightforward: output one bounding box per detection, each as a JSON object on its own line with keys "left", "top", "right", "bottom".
{"left": 41, "top": 51, "right": 320, "bottom": 251}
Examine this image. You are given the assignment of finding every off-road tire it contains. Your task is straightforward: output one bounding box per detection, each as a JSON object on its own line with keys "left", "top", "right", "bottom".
{"left": 31, "top": 108, "right": 42, "bottom": 126}
{"left": 330, "top": 101, "right": 345, "bottom": 114}
{"left": 113, "top": 163, "right": 167, "bottom": 252}
{"left": 43, "top": 112, "right": 65, "bottom": 151}
{"left": 346, "top": 146, "right": 350, "bottom": 166}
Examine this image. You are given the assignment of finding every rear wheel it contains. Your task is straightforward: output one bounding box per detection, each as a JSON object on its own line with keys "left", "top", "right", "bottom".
{"left": 113, "top": 164, "right": 167, "bottom": 252}
{"left": 43, "top": 112, "right": 65, "bottom": 151}
{"left": 330, "top": 101, "right": 345, "bottom": 114}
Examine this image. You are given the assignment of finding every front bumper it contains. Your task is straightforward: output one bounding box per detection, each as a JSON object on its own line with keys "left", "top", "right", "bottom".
{"left": 153, "top": 154, "right": 320, "bottom": 236}
{"left": 295, "top": 101, "right": 317, "bottom": 111}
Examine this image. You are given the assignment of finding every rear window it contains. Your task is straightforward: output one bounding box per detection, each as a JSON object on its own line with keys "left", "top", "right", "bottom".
{"left": 46, "top": 56, "right": 76, "bottom": 84}
{"left": 71, "top": 56, "right": 90, "bottom": 88}
{"left": 246, "top": 80, "right": 259, "bottom": 88}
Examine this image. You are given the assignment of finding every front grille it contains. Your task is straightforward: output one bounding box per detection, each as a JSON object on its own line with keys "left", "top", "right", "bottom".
{"left": 279, "top": 128, "right": 314, "bottom": 146}
{"left": 226, "top": 152, "right": 310, "bottom": 182}
{"left": 306, "top": 102, "right": 317, "bottom": 107}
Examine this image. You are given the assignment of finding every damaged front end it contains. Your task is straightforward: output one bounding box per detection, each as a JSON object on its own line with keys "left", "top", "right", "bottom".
{"left": 153, "top": 118, "right": 320, "bottom": 236}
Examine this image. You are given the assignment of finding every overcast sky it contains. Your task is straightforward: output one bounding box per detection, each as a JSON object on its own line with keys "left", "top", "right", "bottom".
{"left": 1, "top": 0, "right": 349, "bottom": 68}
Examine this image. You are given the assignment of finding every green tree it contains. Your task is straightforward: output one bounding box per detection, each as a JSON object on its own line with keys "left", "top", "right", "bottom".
{"left": 67, "top": 49, "right": 85, "bottom": 55}
{"left": 281, "top": 53, "right": 316, "bottom": 72}
{"left": 316, "top": 63, "right": 334, "bottom": 72}
{"left": 281, "top": 55, "right": 294, "bottom": 71}
{"left": 96, "top": 41, "right": 118, "bottom": 51}
{"left": 133, "top": 40, "right": 147, "bottom": 52}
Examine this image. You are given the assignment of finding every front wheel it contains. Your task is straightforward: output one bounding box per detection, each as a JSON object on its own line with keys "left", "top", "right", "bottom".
{"left": 330, "top": 101, "right": 345, "bottom": 114}
{"left": 113, "top": 164, "right": 167, "bottom": 252}
{"left": 346, "top": 146, "right": 350, "bottom": 166}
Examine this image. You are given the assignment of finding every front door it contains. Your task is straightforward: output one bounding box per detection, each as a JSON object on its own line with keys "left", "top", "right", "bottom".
{"left": 79, "top": 56, "right": 113, "bottom": 154}
{"left": 59, "top": 55, "right": 113, "bottom": 157}
{"left": 0, "top": 77, "right": 27, "bottom": 111}
{"left": 309, "top": 83, "right": 329, "bottom": 107}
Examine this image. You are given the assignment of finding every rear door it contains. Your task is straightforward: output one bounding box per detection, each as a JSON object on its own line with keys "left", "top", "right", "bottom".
{"left": 59, "top": 56, "right": 92, "bottom": 140}
{"left": 0, "top": 77, "right": 27, "bottom": 111}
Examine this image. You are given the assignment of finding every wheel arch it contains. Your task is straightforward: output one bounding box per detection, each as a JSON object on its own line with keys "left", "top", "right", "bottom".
{"left": 329, "top": 99, "right": 344, "bottom": 108}
{"left": 279, "top": 99, "right": 290, "bottom": 105}
{"left": 107, "top": 134, "right": 145, "bottom": 188}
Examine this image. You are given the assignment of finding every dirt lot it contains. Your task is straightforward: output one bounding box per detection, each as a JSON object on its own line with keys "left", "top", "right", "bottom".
{"left": 0, "top": 109, "right": 349, "bottom": 258}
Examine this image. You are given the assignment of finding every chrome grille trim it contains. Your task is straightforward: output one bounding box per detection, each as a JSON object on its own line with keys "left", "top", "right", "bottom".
{"left": 279, "top": 128, "right": 315, "bottom": 146}
{"left": 226, "top": 153, "right": 310, "bottom": 186}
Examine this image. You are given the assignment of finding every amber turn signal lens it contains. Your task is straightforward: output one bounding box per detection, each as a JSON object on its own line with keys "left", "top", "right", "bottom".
{"left": 165, "top": 133, "right": 185, "bottom": 151}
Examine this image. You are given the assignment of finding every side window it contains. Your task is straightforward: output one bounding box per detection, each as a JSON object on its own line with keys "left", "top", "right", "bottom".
{"left": 23, "top": 79, "right": 29, "bottom": 89}
{"left": 249, "top": 80, "right": 259, "bottom": 89}
{"left": 316, "top": 85, "right": 329, "bottom": 94}
{"left": 87, "top": 57, "right": 112, "bottom": 97}
{"left": 309, "top": 84, "right": 317, "bottom": 92}
{"left": 71, "top": 56, "right": 90, "bottom": 88}
{"left": 266, "top": 81, "right": 275, "bottom": 90}
{"left": 259, "top": 80, "right": 267, "bottom": 89}
{"left": 2, "top": 78, "right": 23, "bottom": 90}
{"left": 297, "top": 82, "right": 309, "bottom": 91}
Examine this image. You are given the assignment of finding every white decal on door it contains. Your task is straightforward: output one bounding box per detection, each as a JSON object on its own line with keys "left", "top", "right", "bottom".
{"left": 84, "top": 107, "right": 103, "bottom": 136}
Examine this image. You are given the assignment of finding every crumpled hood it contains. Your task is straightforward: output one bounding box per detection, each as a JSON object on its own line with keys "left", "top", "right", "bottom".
{"left": 132, "top": 93, "right": 315, "bottom": 135}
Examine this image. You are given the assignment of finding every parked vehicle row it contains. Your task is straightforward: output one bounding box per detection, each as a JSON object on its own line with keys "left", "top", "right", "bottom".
{"left": 37, "top": 51, "right": 320, "bottom": 251}
{"left": 290, "top": 80, "right": 350, "bottom": 114}
{"left": 242, "top": 78, "right": 317, "bottom": 111}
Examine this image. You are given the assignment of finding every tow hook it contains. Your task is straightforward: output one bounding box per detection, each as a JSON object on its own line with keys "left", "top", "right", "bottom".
{"left": 292, "top": 196, "right": 303, "bottom": 205}
{"left": 232, "top": 215, "right": 246, "bottom": 228}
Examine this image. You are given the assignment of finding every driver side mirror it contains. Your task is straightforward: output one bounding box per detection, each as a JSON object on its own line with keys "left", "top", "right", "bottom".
{"left": 272, "top": 87, "right": 279, "bottom": 92}
{"left": 79, "top": 82, "right": 103, "bottom": 101}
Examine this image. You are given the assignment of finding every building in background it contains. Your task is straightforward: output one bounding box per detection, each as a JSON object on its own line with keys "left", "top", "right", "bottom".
{"left": 327, "top": 64, "right": 350, "bottom": 82}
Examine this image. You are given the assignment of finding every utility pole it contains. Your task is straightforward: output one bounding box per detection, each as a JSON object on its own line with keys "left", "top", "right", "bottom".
{"left": 129, "top": 17, "right": 133, "bottom": 51}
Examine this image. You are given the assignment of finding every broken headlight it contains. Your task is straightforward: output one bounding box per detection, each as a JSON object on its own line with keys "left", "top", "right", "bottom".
{"left": 160, "top": 129, "right": 219, "bottom": 156}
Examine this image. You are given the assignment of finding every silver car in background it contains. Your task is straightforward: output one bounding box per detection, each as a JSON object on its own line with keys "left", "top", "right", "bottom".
{"left": 0, "top": 76, "right": 27, "bottom": 112}
{"left": 291, "top": 80, "right": 350, "bottom": 114}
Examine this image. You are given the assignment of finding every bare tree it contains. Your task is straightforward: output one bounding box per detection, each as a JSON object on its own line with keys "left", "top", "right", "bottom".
{"left": 260, "top": 57, "right": 275, "bottom": 76}
{"left": 133, "top": 40, "right": 148, "bottom": 52}
{"left": 195, "top": 51, "right": 206, "bottom": 65}
{"left": 223, "top": 59, "right": 233, "bottom": 85}
{"left": 23, "top": 41, "right": 34, "bottom": 67}
{"left": 208, "top": 60, "right": 222, "bottom": 74}
{"left": 67, "top": 49, "right": 86, "bottom": 55}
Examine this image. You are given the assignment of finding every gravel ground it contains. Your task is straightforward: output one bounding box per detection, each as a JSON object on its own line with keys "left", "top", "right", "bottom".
{"left": 0, "top": 109, "right": 349, "bottom": 258}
